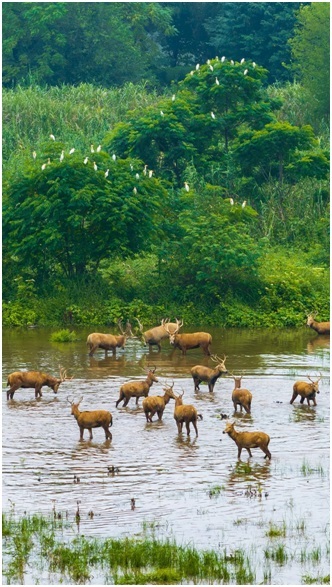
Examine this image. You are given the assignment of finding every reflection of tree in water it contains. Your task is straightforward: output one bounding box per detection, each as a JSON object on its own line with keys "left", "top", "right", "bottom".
{"left": 291, "top": 405, "right": 317, "bottom": 423}
{"left": 226, "top": 460, "right": 272, "bottom": 492}
{"left": 89, "top": 355, "right": 126, "bottom": 373}
{"left": 307, "top": 335, "right": 330, "bottom": 353}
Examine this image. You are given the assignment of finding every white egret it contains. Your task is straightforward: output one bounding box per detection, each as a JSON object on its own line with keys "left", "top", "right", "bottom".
{"left": 211, "top": 111, "right": 216, "bottom": 119}
{"left": 32, "top": 151, "right": 37, "bottom": 159}
{"left": 160, "top": 110, "right": 164, "bottom": 116}
{"left": 60, "top": 150, "right": 64, "bottom": 162}
{"left": 242, "top": 200, "right": 247, "bottom": 208}
{"left": 133, "top": 187, "right": 137, "bottom": 194}
{"left": 148, "top": 170, "right": 153, "bottom": 178}
{"left": 130, "top": 164, "right": 134, "bottom": 171}
{"left": 253, "top": 62, "right": 256, "bottom": 68}
{"left": 190, "top": 70, "right": 194, "bottom": 76}
{"left": 221, "top": 56, "right": 226, "bottom": 62}
{"left": 231, "top": 60, "right": 234, "bottom": 65}
{"left": 84, "top": 157, "right": 89, "bottom": 164}
{"left": 196, "top": 63, "right": 200, "bottom": 70}
{"left": 229, "top": 198, "right": 234, "bottom": 205}
{"left": 112, "top": 154, "right": 116, "bottom": 161}
{"left": 96, "top": 145, "right": 102, "bottom": 152}
{"left": 69, "top": 148, "right": 75, "bottom": 154}
{"left": 244, "top": 69, "right": 248, "bottom": 75}
{"left": 215, "top": 77, "right": 220, "bottom": 85}
{"left": 184, "top": 182, "right": 190, "bottom": 192}
{"left": 172, "top": 94, "right": 176, "bottom": 101}
{"left": 105, "top": 169, "right": 109, "bottom": 178}
{"left": 207, "top": 59, "right": 211, "bottom": 65}
{"left": 135, "top": 173, "right": 140, "bottom": 179}
{"left": 241, "top": 58, "right": 245, "bottom": 64}
{"left": 50, "top": 134, "right": 55, "bottom": 141}
{"left": 93, "top": 162, "right": 97, "bottom": 171}
{"left": 143, "top": 165, "right": 148, "bottom": 176}
{"left": 41, "top": 163, "right": 46, "bottom": 170}
{"left": 209, "top": 64, "right": 214, "bottom": 71}
{"left": 90, "top": 145, "right": 95, "bottom": 153}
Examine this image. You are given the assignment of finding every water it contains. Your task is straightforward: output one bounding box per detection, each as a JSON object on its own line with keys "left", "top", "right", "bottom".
{"left": 2, "top": 326, "right": 330, "bottom": 584}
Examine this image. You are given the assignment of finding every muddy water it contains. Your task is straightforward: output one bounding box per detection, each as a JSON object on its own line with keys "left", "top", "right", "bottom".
{"left": 2, "top": 326, "right": 330, "bottom": 584}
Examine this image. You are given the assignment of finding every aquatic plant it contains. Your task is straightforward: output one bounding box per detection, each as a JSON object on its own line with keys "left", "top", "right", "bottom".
{"left": 50, "top": 329, "right": 79, "bottom": 342}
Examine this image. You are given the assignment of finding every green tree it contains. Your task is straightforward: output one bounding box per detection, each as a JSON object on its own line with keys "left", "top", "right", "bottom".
{"left": 3, "top": 144, "right": 168, "bottom": 280}
{"left": 289, "top": 2, "right": 330, "bottom": 124}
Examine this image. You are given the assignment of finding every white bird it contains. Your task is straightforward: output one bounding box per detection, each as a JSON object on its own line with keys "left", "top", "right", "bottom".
{"left": 60, "top": 150, "right": 64, "bottom": 162}
{"left": 112, "top": 154, "right": 116, "bottom": 161}
{"left": 244, "top": 69, "right": 248, "bottom": 76}
{"left": 130, "top": 164, "right": 134, "bottom": 171}
{"left": 50, "top": 134, "right": 55, "bottom": 141}
{"left": 84, "top": 157, "right": 89, "bottom": 164}
{"left": 215, "top": 77, "right": 220, "bottom": 85}
{"left": 241, "top": 58, "right": 245, "bottom": 64}
{"left": 253, "top": 62, "right": 256, "bottom": 68}
{"left": 93, "top": 162, "right": 97, "bottom": 171}
{"left": 230, "top": 60, "right": 234, "bottom": 65}
{"left": 105, "top": 169, "right": 109, "bottom": 178}
{"left": 135, "top": 173, "right": 139, "bottom": 179}
{"left": 196, "top": 63, "right": 200, "bottom": 70}
{"left": 190, "top": 70, "right": 194, "bottom": 76}
{"left": 133, "top": 187, "right": 137, "bottom": 194}
{"left": 207, "top": 59, "right": 211, "bottom": 65}
{"left": 242, "top": 200, "right": 247, "bottom": 208}
{"left": 229, "top": 198, "right": 234, "bottom": 205}
{"left": 209, "top": 64, "right": 214, "bottom": 71}
{"left": 69, "top": 148, "right": 75, "bottom": 154}
{"left": 90, "top": 145, "right": 95, "bottom": 153}
{"left": 96, "top": 145, "right": 102, "bottom": 152}
{"left": 41, "top": 163, "right": 47, "bottom": 170}
{"left": 32, "top": 151, "right": 37, "bottom": 159}
{"left": 221, "top": 56, "right": 226, "bottom": 62}
{"left": 143, "top": 165, "right": 147, "bottom": 176}
{"left": 160, "top": 110, "right": 164, "bottom": 117}
{"left": 148, "top": 170, "right": 153, "bottom": 178}
{"left": 211, "top": 111, "right": 216, "bottom": 119}
{"left": 184, "top": 182, "right": 190, "bottom": 192}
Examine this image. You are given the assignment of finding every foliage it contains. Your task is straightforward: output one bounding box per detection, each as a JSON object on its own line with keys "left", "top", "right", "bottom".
{"left": 289, "top": 2, "right": 330, "bottom": 125}
{"left": 50, "top": 329, "right": 78, "bottom": 343}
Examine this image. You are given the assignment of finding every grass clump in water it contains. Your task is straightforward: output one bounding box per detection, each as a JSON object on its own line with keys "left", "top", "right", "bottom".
{"left": 50, "top": 329, "right": 79, "bottom": 342}
{"left": 302, "top": 574, "right": 330, "bottom": 584}
{"left": 266, "top": 522, "right": 286, "bottom": 538}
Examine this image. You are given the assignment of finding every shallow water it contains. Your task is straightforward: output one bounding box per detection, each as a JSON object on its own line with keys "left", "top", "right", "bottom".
{"left": 2, "top": 326, "right": 330, "bottom": 584}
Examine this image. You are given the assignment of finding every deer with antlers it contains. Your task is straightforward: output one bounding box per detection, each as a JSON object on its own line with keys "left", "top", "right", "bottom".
{"left": 290, "top": 375, "right": 322, "bottom": 406}
{"left": 116, "top": 366, "right": 158, "bottom": 407}
{"left": 191, "top": 355, "right": 228, "bottom": 392}
{"left": 68, "top": 397, "right": 112, "bottom": 441}
{"left": 306, "top": 313, "right": 330, "bottom": 335}
{"left": 163, "top": 321, "right": 212, "bottom": 356}
{"left": 135, "top": 318, "right": 183, "bottom": 351}
{"left": 87, "top": 319, "right": 133, "bottom": 357}
{"left": 6, "top": 367, "right": 72, "bottom": 400}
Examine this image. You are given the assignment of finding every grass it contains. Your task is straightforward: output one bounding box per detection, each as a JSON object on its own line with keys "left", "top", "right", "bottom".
{"left": 300, "top": 459, "right": 325, "bottom": 477}
{"left": 50, "top": 329, "right": 79, "bottom": 342}
{"left": 264, "top": 543, "right": 288, "bottom": 565}
{"left": 266, "top": 522, "right": 286, "bottom": 538}
{"left": 302, "top": 575, "right": 330, "bottom": 584}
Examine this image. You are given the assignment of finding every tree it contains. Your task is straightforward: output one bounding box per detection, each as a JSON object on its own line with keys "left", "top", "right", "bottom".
{"left": 289, "top": 2, "right": 330, "bottom": 123}
{"left": 3, "top": 144, "right": 168, "bottom": 280}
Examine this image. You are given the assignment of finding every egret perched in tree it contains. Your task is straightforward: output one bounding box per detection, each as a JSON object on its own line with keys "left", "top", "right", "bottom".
{"left": 133, "top": 187, "right": 137, "bottom": 194}
{"left": 230, "top": 60, "right": 234, "bottom": 65}
{"left": 97, "top": 145, "right": 102, "bottom": 152}
{"left": 130, "top": 164, "right": 134, "bottom": 171}
{"left": 135, "top": 173, "right": 139, "bottom": 179}
{"left": 148, "top": 170, "right": 153, "bottom": 178}
{"left": 93, "top": 162, "right": 98, "bottom": 171}
{"left": 84, "top": 157, "right": 89, "bottom": 164}
{"left": 172, "top": 94, "right": 176, "bottom": 101}
{"left": 69, "top": 148, "right": 75, "bottom": 154}
{"left": 215, "top": 77, "right": 220, "bottom": 85}
{"left": 143, "top": 165, "right": 148, "bottom": 175}
{"left": 41, "top": 163, "right": 47, "bottom": 170}
{"left": 229, "top": 198, "right": 234, "bottom": 205}
{"left": 90, "top": 145, "right": 95, "bottom": 153}
{"left": 32, "top": 151, "right": 37, "bottom": 159}
{"left": 60, "top": 150, "right": 64, "bottom": 162}
{"left": 160, "top": 110, "right": 164, "bottom": 117}
{"left": 105, "top": 169, "right": 109, "bottom": 178}
{"left": 241, "top": 58, "right": 245, "bottom": 64}
{"left": 242, "top": 201, "right": 247, "bottom": 208}
{"left": 184, "top": 182, "right": 190, "bottom": 192}
{"left": 207, "top": 59, "right": 211, "bottom": 65}
{"left": 221, "top": 56, "right": 226, "bottom": 62}
{"left": 209, "top": 64, "right": 214, "bottom": 71}
{"left": 211, "top": 111, "right": 216, "bottom": 119}
{"left": 252, "top": 62, "right": 256, "bottom": 68}
{"left": 50, "top": 134, "right": 55, "bottom": 141}
{"left": 244, "top": 69, "right": 248, "bottom": 76}
{"left": 196, "top": 63, "right": 200, "bottom": 70}
{"left": 112, "top": 154, "right": 116, "bottom": 161}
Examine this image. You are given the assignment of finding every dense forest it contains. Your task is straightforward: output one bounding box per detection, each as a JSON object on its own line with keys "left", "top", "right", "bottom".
{"left": 2, "top": 2, "right": 330, "bottom": 328}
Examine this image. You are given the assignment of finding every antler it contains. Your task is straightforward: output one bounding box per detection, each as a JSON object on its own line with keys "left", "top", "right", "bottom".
{"left": 147, "top": 364, "right": 157, "bottom": 373}
{"left": 59, "top": 366, "right": 73, "bottom": 382}
{"left": 211, "top": 354, "right": 227, "bottom": 364}
{"left": 135, "top": 317, "right": 144, "bottom": 332}
{"left": 118, "top": 319, "right": 124, "bottom": 334}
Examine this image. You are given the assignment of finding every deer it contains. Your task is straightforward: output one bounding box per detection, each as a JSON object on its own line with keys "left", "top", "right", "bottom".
{"left": 223, "top": 421, "right": 271, "bottom": 459}
{"left": 135, "top": 318, "right": 183, "bottom": 351}
{"left": 163, "top": 322, "right": 212, "bottom": 356}
{"left": 173, "top": 390, "right": 203, "bottom": 436}
{"left": 116, "top": 366, "right": 158, "bottom": 407}
{"left": 142, "top": 382, "right": 177, "bottom": 422}
{"left": 306, "top": 313, "right": 330, "bottom": 335}
{"left": 87, "top": 319, "right": 133, "bottom": 357}
{"left": 191, "top": 355, "right": 228, "bottom": 392}
{"left": 68, "top": 397, "right": 112, "bottom": 441}
{"left": 6, "top": 367, "right": 72, "bottom": 400}
{"left": 231, "top": 375, "right": 252, "bottom": 414}
{"left": 290, "top": 375, "right": 321, "bottom": 406}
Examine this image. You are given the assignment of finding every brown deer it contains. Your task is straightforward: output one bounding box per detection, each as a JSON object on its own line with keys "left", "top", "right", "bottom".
{"left": 116, "top": 366, "right": 158, "bottom": 407}
{"left": 306, "top": 313, "right": 330, "bottom": 335}
{"left": 290, "top": 375, "right": 321, "bottom": 406}
{"left": 223, "top": 421, "right": 271, "bottom": 459}
{"left": 231, "top": 375, "right": 252, "bottom": 414}
{"left": 68, "top": 397, "right": 112, "bottom": 441}
{"left": 7, "top": 367, "right": 72, "bottom": 400}
{"left": 142, "top": 382, "right": 177, "bottom": 422}
{"left": 163, "top": 323, "right": 212, "bottom": 356}
{"left": 87, "top": 320, "right": 133, "bottom": 357}
{"left": 191, "top": 355, "right": 227, "bottom": 392}
{"left": 173, "top": 390, "right": 203, "bottom": 436}
{"left": 135, "top": 318, "right": 183, "bottom": 351}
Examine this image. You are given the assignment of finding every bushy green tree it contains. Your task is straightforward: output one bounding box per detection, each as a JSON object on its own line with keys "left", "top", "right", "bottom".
{"left": 3, "top": 143, "right": 168, "bottom": 281}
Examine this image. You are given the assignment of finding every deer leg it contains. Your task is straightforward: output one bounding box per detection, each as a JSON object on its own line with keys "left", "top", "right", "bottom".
{"left": 79, "top": 427, "right": 84, "bottom": 441}
{"left": 246, "top": 448, "right": 253, "bottom": 457}
{"left": 192, "top": 420, "right": 198, "bottom": 436}
{"left": 300, "top": 397, "right": 305, "bottom": 404}
{"left": 89, "top": 346, "right": 97, "bottom": 357}
{"left": 123, "top": 397, "right": 130, "bottom": 407}
{"left": 185, "top": 422, "right": 191, "bottom": 435}
{"left": 105, "top": 427, "right": 112, "bottom": 440}
{"left": 237, "top": 446, "right": 242, "bottom": 459}
{"left": 35, "top": 386, "right": 42, "bottom": 398}
{"left": 263, "top": 447, "right": 271, "bottom": 459}
{"left": 177, "top": 422, "right": 182, "bottom": 433}
{"left": 89, "top": 429, "right": 93, "bottom": 440}
{"left": 7, "top": 385, "right": 19, "bottom": 400}
{"left": 290, "top": 391, "right": 298, "bottom": 404}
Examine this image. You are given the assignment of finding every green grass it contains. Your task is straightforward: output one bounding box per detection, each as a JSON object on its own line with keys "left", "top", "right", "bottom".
{"left": 266, "top": 522, "right": 286, "bottom": 538}
{"left": 50, "top": 329, "right": 79, "bottom": 342}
